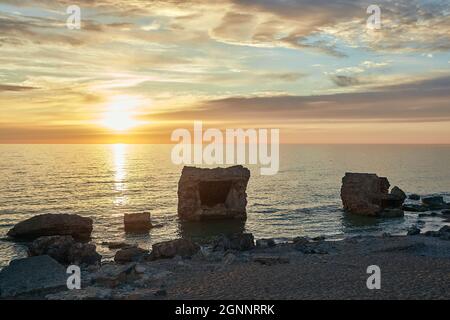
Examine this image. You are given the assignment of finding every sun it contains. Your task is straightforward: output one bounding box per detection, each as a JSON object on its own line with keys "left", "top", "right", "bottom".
{"left": 101, "top": 95, "right": 146, "bottom": 132}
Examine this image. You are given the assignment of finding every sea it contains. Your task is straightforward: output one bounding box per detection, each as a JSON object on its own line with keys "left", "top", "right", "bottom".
{"left": 1, "top": 144, "right": 449, "bottom": 268}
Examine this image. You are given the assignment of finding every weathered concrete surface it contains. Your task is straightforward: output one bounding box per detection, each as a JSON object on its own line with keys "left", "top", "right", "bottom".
{"left": 0, "top": 255, "right": 66, "bottom": 298}
{"left": 178, "top": 166, "right": 250, "bottom": 221}
{"left": 341, "top": 173, "right": 406, "bottom": 217}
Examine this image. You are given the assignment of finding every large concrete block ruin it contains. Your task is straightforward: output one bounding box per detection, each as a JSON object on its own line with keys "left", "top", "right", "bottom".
{"left": 177, "top": 165, "right": 250, "bottom": 221}
{"left": 340, "top": 172, "right": 406, "bottom": 217}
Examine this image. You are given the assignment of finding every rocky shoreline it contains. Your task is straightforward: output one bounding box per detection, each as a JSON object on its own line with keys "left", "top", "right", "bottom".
{"left": 1, "top": 228, "right": 450, "bottom": 300}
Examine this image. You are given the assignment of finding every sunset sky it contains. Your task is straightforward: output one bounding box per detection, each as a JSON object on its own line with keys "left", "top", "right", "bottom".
{"left": 0, "top": 0, "right": 449, "bottom": 144}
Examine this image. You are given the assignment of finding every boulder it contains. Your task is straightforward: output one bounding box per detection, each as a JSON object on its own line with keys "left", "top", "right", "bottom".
{"left": 27, "top": 235, "right": 101, "bottom": 266}
{"left": 124, "top": 212, "right": 152, "bottom": 233}
{"left": 422, "top": 196, "right": 448, "bottom": 209}
{"left": 408, "top": 194, "right": 421, "bottom": 201}
{"left": 177, "top": 165, "right": 250, "bottom": 221}
{"left": 7, "top": 213, "right": 93, "bottom": 241}
{"left": 114, "top": 246, "right": 149, "bottom": 264}
{"left": 91, "top": 263, "right": 139, "bottom": 288}
{"left": 391, "top": 186, "right": 407, "bottom": 202}
{"left": 340, "top": 173, "right": 405, "bottom": 217}
{"left": 213, "top": 233, "right": 255, "bottom": 251}
{"left": 150, "top": 239, "right": 200, "bottom": 260}
{"left": 407, "top": 225, "right": 421, "bottom": 236}
{"left": 256, "top": 238, "right": 276, "bottom": 248}
{"left": 0, "top": 255, "right": 66, "bottom": 298}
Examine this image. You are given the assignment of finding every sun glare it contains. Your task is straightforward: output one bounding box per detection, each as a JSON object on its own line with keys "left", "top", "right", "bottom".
{"left": 101, "top": 95, "right": 146, "bottom": 132}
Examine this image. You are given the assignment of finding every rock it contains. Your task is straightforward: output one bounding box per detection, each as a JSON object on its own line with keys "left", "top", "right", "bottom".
{"left": 0, "top": 255, "right": 66, "bottom": 298}
{"left": 293, "top": 236, "right": 310, "bottom": 245}
{"left": 424, "top": 231, "right": 441, "bottom": 237}
{"left": 46, "top": 287, "right": 112, "bottom": 300}
{"left": 256, "top": 238, "right": 276, "bottom": 248}
{"left": 408, "top": 194, "right": 421, "bottom": 201}
{"left": 222, "top": 252, "right": 236, "bottom": 265}
{"left": 402, "top": 204, "right": 428, "bottom": 212}
{"left": 252, "top": 255, "right": 289, "bottom": 266}
{"left": 114, "top": 246, "right": 149, "bottom": 264}
{"left": 407, "top": 225, "right": 421, "bottom": 236}
{"left": 124, "top": 212, "right": 152, "bottom": 233}
{"left": 7, "top": 213, "right": 93, "bottom": 241}
{"left": 213, "top": 233, "right": 255, "bottom": 251}
{"left": 177, "top": 165, "right": 250, "bottom": 221}
{"left": 28, "top": 235, "right": 101, "bottom": 266}
{"left": 102, "top": 241, "right": 133, "bottom": 250}
{"left": 91, "top": 263, "right": 139, "bottom": 288}
{"left": 340, "top": 173, "right": 405, "bottom": 217}
{"left": 296, "top": 243, "right": 328, "bottom": 254}
{"left": 150, "top": 239, "right": 200, "bottom": 260}
{"left": 391, "top": 186, "right": 407, "bottom": 202}
{"left": 422, "top": 196, "right": 448, "bottom": 209}
{"left": 439, "top": 225, "right": 450, "bottom": 234}
{"left": 442, "top": 210, "right": 450, "bottom": 215}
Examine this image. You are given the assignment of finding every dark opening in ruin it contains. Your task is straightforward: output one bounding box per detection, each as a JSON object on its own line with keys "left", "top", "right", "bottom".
{"left": 199, "top": 180, "right": 233, "bottom": 207}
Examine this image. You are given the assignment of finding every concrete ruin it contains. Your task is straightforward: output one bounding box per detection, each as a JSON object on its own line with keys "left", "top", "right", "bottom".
{"left": 177, "top": 166, "right": 250, "bottom": 221}
{"left": 340, "top": 172, "right": 406, "bottom": 217}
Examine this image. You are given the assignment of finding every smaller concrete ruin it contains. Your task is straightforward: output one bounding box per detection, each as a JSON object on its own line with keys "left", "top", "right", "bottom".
{"left": 340, "top": 172, "right": 406, "bottom": 217}
{"left": 177, "top": 166, "right": 250, "bottom": 221}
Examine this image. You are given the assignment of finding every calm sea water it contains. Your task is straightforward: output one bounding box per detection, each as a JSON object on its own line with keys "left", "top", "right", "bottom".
{"left": 1, "top": 144, "right": 449, "bottom": 268}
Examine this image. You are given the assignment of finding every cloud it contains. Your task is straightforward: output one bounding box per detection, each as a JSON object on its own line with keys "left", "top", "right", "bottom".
{"left": 148, "top": 75, "right": 450, "bottom": 123}
{"left": 0, "top": 84, "right": 37, "bottom": 91}
{"left": 329, "top": 75, "right": 361, "bottom": 87}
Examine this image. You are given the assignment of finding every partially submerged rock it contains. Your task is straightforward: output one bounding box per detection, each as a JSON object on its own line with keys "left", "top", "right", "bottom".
{"left": 408, "top": 194, "right": 421, "bottom": 201}
{"left": 7, "top": 213, "right": 93, "bottom": 241}
{"left": 177, "top": 166, "right": 250, "bottom": 221}
{"left": 28, "top": 235, "right": 101, "bottom": 266}
{"left": 422, "top": 196, "right": 449, "bottom": 210}
{"left": 114, "top": 246, "right": 149, "bottom": 264}
{"left": 150, "top": 239, "right": 200, "bottom": 260}
{"left": 0, "top": 255, "right": 66, "bottom": 298}
{"left": 256, "top": 238, "right": 276, "bottom": 248}
{"left": 213, "top": 233, "right": 255, "bottom": 251}
{"left": 407, "top": 225, "right": 421, "bottom": 236}
{"left": 340, "top": 173, "right": 406, "bottom": 217}
{"left": 124, "top": 212, "right": 152, "bottom": 233}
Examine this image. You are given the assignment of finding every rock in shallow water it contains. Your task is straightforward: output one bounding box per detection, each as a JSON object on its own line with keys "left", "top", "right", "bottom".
{"left": 422, "top": 196, "right": 449, "bottom": 209}
{"left": 340, "top": 173, "right": 405, "bottom": 217}
{"left": 7, "top": 213, "right": 93, "bottom": 241}
{"left": 0, "top": 255, "right": 66, "bottom": 298}
{"left": 407, "top": 225, "right": 421, "bottom": 236}
{"left": 124, "top": 212, "right": 152, "bottom": 233}
{"left": 408, "top": 194, "right": 421, "bottom": 201}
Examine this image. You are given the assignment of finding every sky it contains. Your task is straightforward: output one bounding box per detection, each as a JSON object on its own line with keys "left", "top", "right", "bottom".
{"left": 0, "top": 0, "right": 449, "bottom": 144}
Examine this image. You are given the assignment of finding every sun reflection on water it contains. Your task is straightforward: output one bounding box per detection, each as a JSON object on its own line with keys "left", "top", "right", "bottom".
{"left": 113, "top": 143, "right": 127, "bottom": 205}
